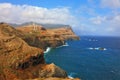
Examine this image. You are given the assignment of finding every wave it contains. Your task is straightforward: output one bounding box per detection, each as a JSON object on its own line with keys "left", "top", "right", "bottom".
{"left": 68, "top": 72, "right": 77, "bottom": 79}
{"left": 44, "top": 43, "right": 69, "bottom": 53}
{"left": 88, "top": 47, "right": 107, "bottom": 51}
{"left": 44, "top": 47, "right": 51, "bottom": 53}
{"left": 68, "top": 76, "right": 74, "bottom": 79}
{"left": 56, "top": 42, "right": 69, "bottom": 48}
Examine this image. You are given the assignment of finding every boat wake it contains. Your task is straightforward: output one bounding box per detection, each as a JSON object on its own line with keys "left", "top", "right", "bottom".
{"left": 88, "top": 47, "right": 107, "bottom": 51}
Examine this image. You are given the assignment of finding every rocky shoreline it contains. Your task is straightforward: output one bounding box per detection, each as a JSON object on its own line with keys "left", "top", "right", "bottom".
{"left": 0, "top": 22, "right": 80, "bottom": 80}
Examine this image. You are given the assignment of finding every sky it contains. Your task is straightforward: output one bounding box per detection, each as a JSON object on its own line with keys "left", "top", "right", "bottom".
{"left": 0, "top": 0, "right": 120, "bottom": 36}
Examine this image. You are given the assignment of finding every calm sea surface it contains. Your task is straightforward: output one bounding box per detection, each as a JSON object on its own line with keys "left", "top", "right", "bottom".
{"left": 44, "top": 36, "right": 120, "bottom": 80}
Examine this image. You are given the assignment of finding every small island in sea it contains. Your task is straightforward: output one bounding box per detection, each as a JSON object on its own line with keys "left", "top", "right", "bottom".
{"left": 0, "top": 22, "right": 80, "bottom": 80}
{"left": 1, "top": 1, "right": 120, "bottom": 80}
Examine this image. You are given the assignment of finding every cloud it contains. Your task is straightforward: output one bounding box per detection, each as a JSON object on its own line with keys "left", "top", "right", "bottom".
{"left": 86, "top": 14, "right": 120, "bottom": 36}
{"left": 0, "top": 3, "right": 75, "bottom": 25}
{"left": 101, "top": 0, "right": 120, "bottom": 8}
{"left": 90, "top": 16, "right": 106, "bottom": 25}
{"left": 1, "top": 2, "right": 120, "bottom": 36}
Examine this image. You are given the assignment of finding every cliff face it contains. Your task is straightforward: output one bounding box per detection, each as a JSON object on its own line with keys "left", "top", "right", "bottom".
{"left": 16, "top": 24, "right": 79, "bottom": 50}
{"left": 0, "top": 23, "right": 80, "bottom": 80}
{"left": 47, "top": 27, "right": 80, "bottom": 40}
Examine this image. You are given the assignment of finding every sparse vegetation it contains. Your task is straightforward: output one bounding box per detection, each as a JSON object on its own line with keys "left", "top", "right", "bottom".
{"left": 0, "top": 23, "right": 79, "bottom": 80}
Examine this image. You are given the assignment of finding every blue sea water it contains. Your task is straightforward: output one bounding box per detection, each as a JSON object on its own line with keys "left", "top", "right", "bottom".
{"left": 44, "top": 36, "right": 120, "bottom": 80}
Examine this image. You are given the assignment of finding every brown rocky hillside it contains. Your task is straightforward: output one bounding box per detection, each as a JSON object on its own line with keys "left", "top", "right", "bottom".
{"left": 0, "top": 22, "right": 80, "bottom": 80}
{"left": 16, "top": 24, "right": 79, "bottom": 50}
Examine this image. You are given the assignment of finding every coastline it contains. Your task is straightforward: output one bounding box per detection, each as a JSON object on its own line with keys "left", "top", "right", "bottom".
{"left": 44, "top": 43, "right": 78, "bottom": 79}
{"left": 0, "top": 22, "right": 80, "bottom": 80}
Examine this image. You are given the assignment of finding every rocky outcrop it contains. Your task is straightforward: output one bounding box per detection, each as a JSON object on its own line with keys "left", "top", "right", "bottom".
{"left": 47, "top": 27, "right": 79, "bottom": 40}
{"left": 38, "top": 63, "right": 67, "bottom": 78}
{"left": 0, "top": 23, "right": 44, "bottom": 80}
{"left": 16, "top": 24, "right": 79, "bottom": 50}
{"left": 0, "top": 23, "right": 80, "bottom": 80}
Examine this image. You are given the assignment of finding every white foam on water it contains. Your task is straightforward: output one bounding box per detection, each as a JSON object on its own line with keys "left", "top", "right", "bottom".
{"left": 95, "top": 47, "right": 99, "bottom": 50}
{"left": 88, "top": 39, "right": 98, "bottom": 42}
{"left": 44, "top": 47, "right": 51, "bottom": 53}
{"left": 88, "top": 47, "right": 94, "bottom": 50}
{"left": 68, "top": 72, "right": 77, "bottom": 79}
{"left": 103, "top": 48, "right": 107, "bottom": 51}
{"left": 68, "top": 76, "right": 74, "bottom": 79}
{"left": 63, "top": 42, "right": 69, "bottom": 46}
{"left": 56, "top": 42, "right": 69, "bottom": 48}
{"left": 88, "top": 47, "right": 107, "bottom": 51}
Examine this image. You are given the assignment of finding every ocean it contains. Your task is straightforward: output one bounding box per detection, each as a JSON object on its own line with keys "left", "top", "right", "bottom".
{"left": 44, "top": 36, "right": 120, "bottom": 80}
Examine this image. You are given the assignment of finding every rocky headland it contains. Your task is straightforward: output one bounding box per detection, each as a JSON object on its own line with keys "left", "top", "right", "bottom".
{"left": 0, "top": 22, "right": 80, "bottom": 80}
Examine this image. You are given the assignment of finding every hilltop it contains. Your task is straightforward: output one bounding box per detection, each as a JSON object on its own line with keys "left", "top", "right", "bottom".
{"left": 16, "top": 23, "right": 79, "bottom": 50}
{"left": 9, "top": 22, "right": 72, "bottom": 29}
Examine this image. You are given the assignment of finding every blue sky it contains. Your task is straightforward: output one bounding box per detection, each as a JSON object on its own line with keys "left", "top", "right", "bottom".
{"left": 0, "top": 0, "right": 120, "bottom": 36}
{"left": 0, "top": 0, "right": 89, "bottom": 8}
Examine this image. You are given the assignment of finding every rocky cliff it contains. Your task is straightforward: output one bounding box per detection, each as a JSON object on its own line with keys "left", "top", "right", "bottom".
{"left": 47, "top": 27, "right": 79, "bottom": 40}
{"left": 0, "top": 23, "right": 80, "bottom": 80}
{"left": 16, "top": 24, "right": 79, "bottom": 50}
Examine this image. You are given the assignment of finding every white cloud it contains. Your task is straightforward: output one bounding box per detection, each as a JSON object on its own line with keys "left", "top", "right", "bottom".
{"left": 90, "top": 16, "right": 105, "bottom": 25}
{"left": 87, "top": 14, "right": 120, "bottom": 36}
{"left": 1, "top": 3, "right": 120, "bottom": 36}
{"left": 101, "top": 0, "right": 120, "bottom": 8}
{"left": 0, "top": 3, "right": 75, "bottom": 25}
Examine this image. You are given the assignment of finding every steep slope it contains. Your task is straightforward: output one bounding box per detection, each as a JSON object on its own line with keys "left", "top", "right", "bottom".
{"left": 47, "top": 27, "right": 79, "bottom": 40}
{"left": 16, "top": 25, "right": 65, "bottom": 50}
{"left": 0, "top": 23, "right": 79, "bottom": 80}
{"left": 16, "top": 24, "right": 79, "bottom": 50}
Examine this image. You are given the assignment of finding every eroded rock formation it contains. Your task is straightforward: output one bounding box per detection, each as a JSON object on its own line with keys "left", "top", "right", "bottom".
{"left": 0, "top": 23, "right": 80, "bottom": 80}
{"left": 16, "top": 24, "right": 79, "bottom": 50}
